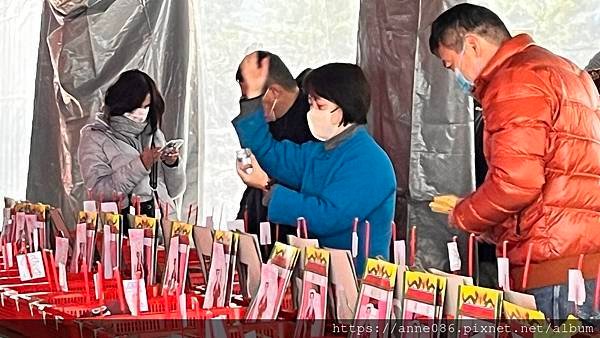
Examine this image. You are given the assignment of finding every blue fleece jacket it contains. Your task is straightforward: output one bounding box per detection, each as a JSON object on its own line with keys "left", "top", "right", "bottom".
{"left": 232, "top": 98, "right": 396, "bottom": 274}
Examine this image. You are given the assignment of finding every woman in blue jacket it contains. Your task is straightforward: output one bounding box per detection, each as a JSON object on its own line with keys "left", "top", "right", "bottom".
{"left": 233, "top": 55, "right": 396, "bottom": 273}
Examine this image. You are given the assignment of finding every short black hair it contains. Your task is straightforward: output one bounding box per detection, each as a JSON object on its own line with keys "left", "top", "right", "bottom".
{"left": 295, "top": 68, "right": 313, "bottom": 90}
{"left": 105, "top": 69, "right": 165, "bottom": 133}
{"left": 429, "top": 3, "right": 511, "bottom": 56}
{"left": 236, "top": 51, "right": 297, "bottom": 91}
{"left": 303, "top": 63, "right": 370, "bottom": 125}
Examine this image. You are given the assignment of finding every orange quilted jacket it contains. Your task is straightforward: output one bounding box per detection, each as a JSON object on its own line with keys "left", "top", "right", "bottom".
{"left": 452, "top": 34, "right": 600, "bottom": 266}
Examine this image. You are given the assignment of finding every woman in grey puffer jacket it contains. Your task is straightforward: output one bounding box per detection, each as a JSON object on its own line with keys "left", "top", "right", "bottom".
{"left": 78, "top": 70, "right": 186, "bottom": 235}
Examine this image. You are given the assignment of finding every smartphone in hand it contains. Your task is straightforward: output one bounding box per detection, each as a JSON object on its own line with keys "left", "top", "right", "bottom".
{"left": 160, "top": 139, "right": 184, "bottom": 154}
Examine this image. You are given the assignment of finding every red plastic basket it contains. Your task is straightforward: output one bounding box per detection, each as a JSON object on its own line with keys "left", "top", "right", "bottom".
{"left": 76, "top": 295, "right": 211, "bottom": 336}
{"left": 0, "top": 268, "right": 19, "bottom": 278}
{"left": 0, "top": 280, "right": 51, "bottom": 293}
{"left": 0, "top": 291, "right": 40, "bottom": 320}
{"left": 0, "top": 305, "right": 82, "bottom": 338}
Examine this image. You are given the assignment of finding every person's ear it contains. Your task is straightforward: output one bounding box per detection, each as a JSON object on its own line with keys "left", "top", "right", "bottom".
{"left": 269, "top": 84, "right": 283, "bottom": 97}
{"left": 464, "top": 33, "right": 482, "bottom": 57}
{"left": 331, "top": 108, "right": 344, "bottom": 126}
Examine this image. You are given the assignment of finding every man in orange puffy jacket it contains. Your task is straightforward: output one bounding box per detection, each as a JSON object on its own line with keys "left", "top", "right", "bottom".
{"left": 430, "top": 4, "right": 600, "bottom": 319}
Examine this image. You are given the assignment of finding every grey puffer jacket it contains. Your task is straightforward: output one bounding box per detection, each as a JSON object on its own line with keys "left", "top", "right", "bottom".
{"left": 78, "top": 115, "right": 185, "bottom": 221}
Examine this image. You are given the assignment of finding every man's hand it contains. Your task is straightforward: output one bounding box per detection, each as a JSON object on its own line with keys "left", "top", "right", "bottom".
{"left": 238, "top": 52, "right": 269, "bottom": 98}
{"left": 236, "top": 154, "right": 269, "bottom": 191}
{"left": 448, "top": 208, "right": 457, "bottom": 227}
{"left": 447, "top": 198, "right": 497, "bottom": 244}
{"left": 447, "top": 197, "right": 463, "bottom": 228}
{"left": 478, "top": 231, "right": 497, "bottom": 245}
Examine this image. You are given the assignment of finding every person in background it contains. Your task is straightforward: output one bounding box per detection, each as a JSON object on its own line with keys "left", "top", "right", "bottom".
{"left": 233, "top": 56, "right": 396, "bottom": 273}
{"left": 429, "top": 4, "right": 600, "bottom": 319}
{"left": 296, "top": 68, "right": 313, "bottom": 89}
{"left": 78, "top": 70, "right": 185, "bottom": 230}
{"left": 586, "top": 51, "right": 600, "bottom": 71}
{"left": 235, "top": 51, "right": 315, "bottom": 259}
{"left": 588, "top": 68, "right": 600, "bottom": 94}
{"left": 586, "top": 52, "right": 600, "bottom": 93}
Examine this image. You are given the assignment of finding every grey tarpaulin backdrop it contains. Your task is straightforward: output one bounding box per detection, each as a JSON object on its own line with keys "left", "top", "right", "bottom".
{"left": 27, "top": 0, "right": 200, "bottom": 226}
{"left": 358, "top": 0, "right": 474, "bottom": 272}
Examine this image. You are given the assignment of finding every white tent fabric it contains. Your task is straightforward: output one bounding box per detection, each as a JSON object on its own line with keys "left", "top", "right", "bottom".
{"left": 0, "top": 1, "right": 44, "bottom": 200}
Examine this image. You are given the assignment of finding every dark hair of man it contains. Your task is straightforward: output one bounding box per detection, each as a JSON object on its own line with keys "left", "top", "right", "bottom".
{"left": 429, "top": 3, "right": 511, "bottom": 57}
{"left": 302, "top": 63, "right": 370, "bottom": 126}
{"left": 588, "top": 68, "right": 600, "bottom": 93}
{"left": 296, "top": 68, "right": 313, "bottom": 90}
{"left": 104, "top": 69, "right": 165, "bottom": 133}
{"left": 235, "top": 51, "right": 297, "bottom": 92}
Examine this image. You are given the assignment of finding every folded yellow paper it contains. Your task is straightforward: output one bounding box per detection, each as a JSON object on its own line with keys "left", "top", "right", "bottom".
{"left": 433, "top": 195, "right": 459, "bottom": 208}
{"left": 429, "top": 202, "right": 452, "bottom": 214}
{"left": 429, "top": 194, "right": 460, "bottom": 214}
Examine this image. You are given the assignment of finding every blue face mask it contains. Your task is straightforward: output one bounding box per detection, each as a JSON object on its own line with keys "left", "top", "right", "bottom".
{"left": 455, "top": 68, "right": 473, "bottom": 94}
{"left": 454, "top": 49, "right": 474, "bottom": 94}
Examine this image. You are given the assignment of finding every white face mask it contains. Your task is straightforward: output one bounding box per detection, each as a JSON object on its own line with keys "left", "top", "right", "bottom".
{"left": 307, "top": 107, "right": 343, "bottom": 141}
{"left": 263, "top": 88, "right": 278, "bottom": 122}
{"left": 123, "top": 107, "right": 149, "bottom": 123}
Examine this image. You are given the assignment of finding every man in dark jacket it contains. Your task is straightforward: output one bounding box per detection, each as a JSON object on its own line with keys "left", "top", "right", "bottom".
{"left": 235, "top": 51, "right": 315, "bottom": 259}
{"left": 586, "top": 52, "right": 600, "bottom": 92}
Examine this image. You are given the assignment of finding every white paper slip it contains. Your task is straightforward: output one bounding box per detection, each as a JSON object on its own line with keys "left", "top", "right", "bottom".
{"left": 179, "top": 293, "right": 187, "bottom": 322}
{"left": 497, "top": 257, "right": 510, "bottom": 291}
{"left": 16, "top": 254, "right": 32, "bottom": 281}
{"left": 83, "top": 201, "right": 97, "bottom": 213}
{"left": 504, "top": 290, "right": 537, "bottom": 309}
{"left": 103, "top": 225, "right": 113, "bottom": 279}
{"left": 259, "top": 222, "right": 271, "bottom": 245}
{"left": 1, "top": 244, "right": 7, "bottom": 270}
{"left": 227, "top": 220, "right": 245, "bottom": 232}
{"left": 394, "top": 240, "right": 406, "bottom": 267}
{"left": 17, "top": 252, "right": 45, "bottom": 281}
{"left": 100, "top": 202, "right": 119, "bottom": 214}
{"left": 129, "top": 206, "right": 136, "bottom": 216}
{"left": 58, "top": 263, "right": 68, "bottom": 292}
{"left": 179, "top": 244, "right": 188, "bottom": 254}
{"left": 27, "top": 251, "right": 46, "bottom": 279}
{"left": 55, "top": 237, "right": 69, "bottom": 264}
{"left": 568, "top": 269, "right": 586, "bottom": 306}
{"left": 123, "top": 279, "right": 149, "bottom": 315}
{"left": 32, "top": 228, "right": 39, "bottom": 252}
{"left": 351, "top": 231, "right": 358, "bottom": 258}
{"left": 94, "top": 273, "right": 100, "bottom": 299}
{"left": 6, "top": 242, "right": 14, "bottom": 268}
{"left": 447, "top": 241, "right": 461, "bottom": 272}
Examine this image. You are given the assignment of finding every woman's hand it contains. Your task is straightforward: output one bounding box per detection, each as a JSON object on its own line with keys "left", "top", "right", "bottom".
{"left": 161, "top": 149, "right": 179, "bottom": 166}
{"left": 140, "top": 147, "right": 162, "bottom": 170}
{"left": 236, "top": 154, "right": 269, "bottom": 191}
{"left": 238, "top": 52, "right": 270, "bottom": 98}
